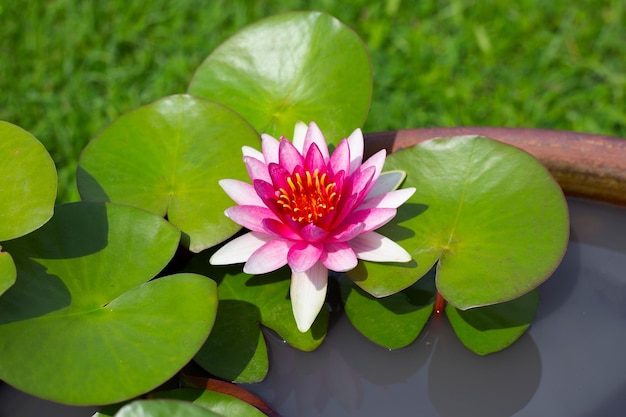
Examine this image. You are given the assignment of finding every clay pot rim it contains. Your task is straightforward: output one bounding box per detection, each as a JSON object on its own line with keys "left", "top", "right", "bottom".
{"left": 364, "top": 127, "right": 626, "bottom": 206}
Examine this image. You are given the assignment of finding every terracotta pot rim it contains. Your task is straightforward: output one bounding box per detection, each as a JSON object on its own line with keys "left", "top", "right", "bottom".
{"left": 364, "top": 127, "right": 626, "bottom": 206}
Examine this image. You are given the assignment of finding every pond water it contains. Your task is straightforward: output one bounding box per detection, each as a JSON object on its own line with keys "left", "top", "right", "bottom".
{"left": 1, "top": 197, "right": 625, "bottom": 417}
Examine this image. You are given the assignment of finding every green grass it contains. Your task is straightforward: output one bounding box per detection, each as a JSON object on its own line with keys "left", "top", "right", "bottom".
{"left": 2, "top": 0, "right": 625, "bottom": 202}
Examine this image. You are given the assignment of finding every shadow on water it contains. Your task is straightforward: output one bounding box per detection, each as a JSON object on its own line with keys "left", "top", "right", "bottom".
{"left": 428, "top": 316, "right": 541, "bottom": 417}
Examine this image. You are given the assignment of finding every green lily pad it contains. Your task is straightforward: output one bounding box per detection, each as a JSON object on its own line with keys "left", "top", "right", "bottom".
{"left": 349, "top": 136, "right": 569, "bottom": 310}
{"left": 185, "top": 254, "right": 327, "bottom": 383}
{"left": 0, "top": 121, "right": 57, "bottom": 242}
{"left": 446, "top": 288, "right": 540, "bottom": 355}
{"left": 114, "top": 399, "right": 222, "bottom": 417}
{"left": 0, "top": 202, "right": 217, "bottom": 405}
{"left": 150, "top": 389, "right": 268, "bottom": 417}
{"left": 77, "top": 94, "right": 260, "bottom": 253}
{"left": 340, "top": 270, "right": 436, "bottom": 349}
{"left": 0, "top": 252, "right": 16, "bottom": 297}
{"left": 188, "top": 11, "right": 372, "bottom": 144}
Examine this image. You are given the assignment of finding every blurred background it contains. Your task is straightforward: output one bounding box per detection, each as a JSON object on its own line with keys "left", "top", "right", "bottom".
{"left": 1, "top": 0, "right": 624, "bottom": 202}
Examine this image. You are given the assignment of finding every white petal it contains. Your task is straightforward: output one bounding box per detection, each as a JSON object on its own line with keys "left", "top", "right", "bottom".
{"left": 242, "top": 146, "right": 264, "bottom": 161}
{"left": 350, "top": 231, "right": 412, "bottom": 263}
{"left": 367, "top": 170, "right": 407, "bottom": 198}
{"left": 261, "top": 133, "right": 280, "bottom": 164}
{"left": 209, "top": 232, "right": 272, "bottom": 265}
{"left": 218, "top": 179, "right": 264, "bottom": 206}
{"left": 346, "top": 128, "right": 364, "bottom": 174}
{"left": 358, "top": 187, "right": 416, "bottom": 210}
{"left": 290, "top": 262, "right": 328, "bottom": 332}
{"left": 292, "top": 121, "right": 308, "bottom": 153}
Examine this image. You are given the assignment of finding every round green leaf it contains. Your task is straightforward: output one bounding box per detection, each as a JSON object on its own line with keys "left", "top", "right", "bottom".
{"left": 115, "top": 399, "right": 221, "bottom": 417}
{"left": 341, "top": 270, "right": 436, "bottom": 349}
{"left": 185, "top": 254, "right": 327, "bottom": 383}
{"left": 77, "top": 94, "right": 260, "bottom": 253}
{"left": 0, "top": 121, "right": 56, "bottom": 241}
{"left": 0, "top": 202, "right": 217, "bottom": 405}
{"left": 446, "top": 288, "right": 539, "bottom": 355}
{"left": 188, "top": 11, "right": 372, "bottom": 144}
{"left": 151, "top": 389, "right": 267, "bottom": 417}
{"left": 349, "top": 136, "right": 569, "bottom": 309}
{"left": 0, "top": 251, "right": 16, "bottom": 297}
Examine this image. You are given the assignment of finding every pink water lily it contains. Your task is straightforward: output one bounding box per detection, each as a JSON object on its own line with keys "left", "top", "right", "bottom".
{"left": 210, "top": 122, "right": 415, "bottom": 332}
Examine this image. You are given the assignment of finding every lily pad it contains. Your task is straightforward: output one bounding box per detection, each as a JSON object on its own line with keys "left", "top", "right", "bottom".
{"left": 349, "top": 136, "right": 569, "bottom": 310}
{"left": 0, "top": 202, "right": 217, "bottom": 405}
{"left": 185, "top": 254, "right": 327, "bottom": 383}
{"left": 114, "top": 399, "right": 222, "bottom": 417}
{"left": 150, "top": 389, "right": 268, "bottom": 417}
{"left": 446, "top": 288, "right": 540, "bottom": 355}
{"left": 340, "top": 270, "right": 436, "bottom": 349}
{"left": 0, "top": 121, "right": 57, "bottom": 242}
{"left": 188, "top": 11, "right": 372, "bottom": 144}
{"left": 0, "top": 252, "right": 16, "bottom": 297}
{"left": 77, "top": 94, "right": 260, "bottom": 253}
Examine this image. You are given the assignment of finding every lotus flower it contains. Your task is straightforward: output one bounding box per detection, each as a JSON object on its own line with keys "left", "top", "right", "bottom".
{"left": 210, "top": 122, "right": 415, "bottom": 332}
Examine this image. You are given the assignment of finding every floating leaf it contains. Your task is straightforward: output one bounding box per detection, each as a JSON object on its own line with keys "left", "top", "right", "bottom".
{"left": 188, "top": 11, "right": 372, "bottom": 144}
{"left": 0, "top": 121, "right": 57, "bottom": 242}
{"left": 150, "top": 389, "right": 268, "bottom": 417}
{"left": 77, "top": 94, "right": 260, "bottom": 253}
{"left": 349, "top": 136, "right": 569, "bottom": 310}
{"left": 446, "top": 288, "right": 540, "bottom": 355}
{"left": 0, "top": 252, "right": 16, "bottom": 297}
{"left": 185, "top": 253, "right": 327, "bottom": 383}
{"left": 114, "top": 399, "right": 221, "bottom": 417}
{"left": 0, "top": 202, "right": 217, "bottom": 405}
{"left": 341, "top": 270, "right": 436, "bottom": 349}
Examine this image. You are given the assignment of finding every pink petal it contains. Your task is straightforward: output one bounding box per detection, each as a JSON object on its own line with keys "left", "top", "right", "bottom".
{"left": 329, "top": 138, "right": 350, "bottom": 176}
{"left": 288, "top": 242, "right": 323, "bottom": 273}
{"left": 342, "top": 208, "right": 397, "bottom": 233}
{"left": 290, "top": 262, "right": 328, "bottom": 332}
{"left": 261, "top": 133, "right": 280, "bottom": 164}
{"left": 320, "top": 242, "right": 358, "bottom": 272}
{"left": 244, "top": 238, "right": 293, "bottom": 274}
{"left": 299, "top": 223, "right": 329, "bottom": 242}
{"left": 219, "top": 179, "right": 264, "bottom": 206}
{"left": 244, "top": 155, "right": 271, "bottom": 183}
{"left": 358, "top": 187, "right": 416, "bottom": 210}
{"left": 304, "top": 142, "right": 326, "bottom": 173}
{"left": 268, "top": 163, "right": 291, "bottom": 191}
{"left": 328, "top": 222, "right": 365, "bottom": 242}
{"left": 348, "top": 165, "right": 376, "bottom": 199}
{"left": 209, "top": 232, "right": 271, "bottom": 265}
{"left": 302, "top": 122, "right": 330, "bottom": 163}
{"left": 346, "top": 128, "right": 364, "bottom": 174}
{"left": 279, "top": 138, "right": 304, "bottom": 173}
{"left": 225, "top": 205, "right": 278, "bottom": 233}
{"left": 262, "top": 218, "right": 301, "bottom": 240}
{"left": 349, "top": 231, "right": 412, "bottom": 263}
{"left": 359, "top": 149, "right": 386, "bottom": 195}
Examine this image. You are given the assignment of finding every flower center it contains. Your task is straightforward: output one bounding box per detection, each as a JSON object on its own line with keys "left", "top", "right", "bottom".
{"left": 277, "top": 169, "right": 338, "bottom": 224}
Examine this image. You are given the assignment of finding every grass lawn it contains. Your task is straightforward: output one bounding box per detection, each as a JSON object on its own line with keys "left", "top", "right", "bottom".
{"left": 1, "top": 0, "right": 625, "bottom": 202}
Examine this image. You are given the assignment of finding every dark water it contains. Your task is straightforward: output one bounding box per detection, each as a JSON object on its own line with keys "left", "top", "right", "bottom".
{"left": 1, "top": 198, "right": 625, "bottom": 417}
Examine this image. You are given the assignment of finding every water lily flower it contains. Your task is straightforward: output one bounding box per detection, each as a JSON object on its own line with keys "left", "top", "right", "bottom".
{"left": 210, "top": 122, "right": 415, "bottom": 332}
